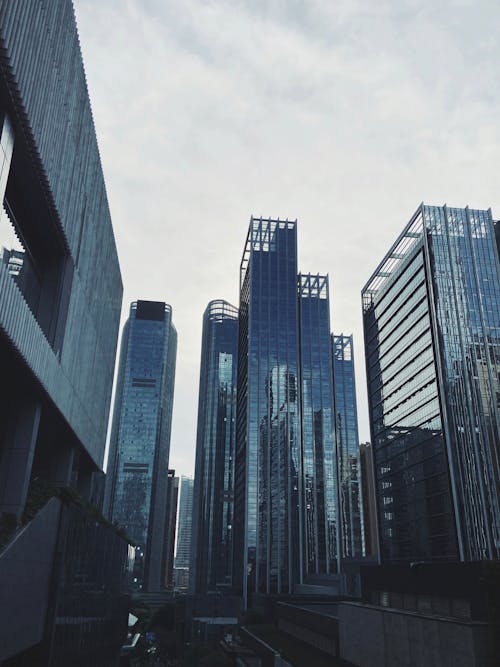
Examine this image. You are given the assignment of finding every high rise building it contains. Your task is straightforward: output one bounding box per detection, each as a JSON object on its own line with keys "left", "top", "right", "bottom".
{"left": 164, "top": 469, "right": 179, "bottom": 590}
{"left": 299, "top": 275, "right": 338, "bottom": 576}
{"left": 105, "top": 300, "right": 177, "bottom": 592}
{"left": 332, "top": 334, "right": 365, "bottom": 559}
{"left": 234, "top": 218, "right": 302, "bottom": 603}
{"left": 0, "top": 1, "right": 127, "bottom": 662}
{"left": 191, "top": 300, "right": 238, "bottom": 594}
{"left": 362, "top": 204, "right": 500, "bottom": 563}
{"left": 175, "top": 475, "right": 194, "bottom": 570}
{"left": 233, "top": 218, "right": 355, "bottom": 604}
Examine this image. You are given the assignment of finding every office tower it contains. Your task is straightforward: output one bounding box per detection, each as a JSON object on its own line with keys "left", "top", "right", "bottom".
{"left": 362, "top": 204, "right": 500, "bottom": 563}
{"left": 191, "top": 300, "right": 238, "bottom": 594}
{"left": 164, "top": 469, "right": 179, "bottom": 590}
{"left": 234, "top": 218, "right": 302, "bottom": 603}
{"left": 359, "top": 442, "right": 378, "bottom": 558}
{"left": 332, "top": 334, "right": 365, "bottom": 559}
{"left": 105, "top": 300, "right": 177, "bottom": 592}
{"left": 175, "top": 475, "right": 194, "bottom": 571}
{"left": 0, "top": 1, "right": 127, "bottom": 663}
{"left": 299, "top": 275, "right": 338, "bottom": 576}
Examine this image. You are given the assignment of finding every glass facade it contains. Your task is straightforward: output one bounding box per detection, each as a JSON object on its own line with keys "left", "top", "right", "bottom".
{"left": 332, "top": 334, "right": 365, "bottom": 559}
{"left": 191, "top": 300, "right": 238, "bottom": 594}
{"left": 299, "top": 274, "right": 338, "bottom": 575}
{"left": 235, "top": 217, "right": 302, "bottom": 602}
{"left": 175, "top": 475, "right": 194, "bottom": 569}
{"left": 426, "top": 206, "right": 500, "bottom": 560}
{"left": 362, "top": 204, "right": 500, "bottom": 563}
{"left": 105, "top": 300, "right": 177, "bottom": 591}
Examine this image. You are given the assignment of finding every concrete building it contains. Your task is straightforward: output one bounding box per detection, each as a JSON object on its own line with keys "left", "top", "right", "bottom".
{"left": 359, "top": 442, "right": 378, "bottom": 559}
{"left": 0, "top": 1, "right": 128, "bottom": 663}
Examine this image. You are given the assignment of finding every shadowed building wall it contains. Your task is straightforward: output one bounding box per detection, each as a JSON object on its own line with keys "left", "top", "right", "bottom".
{"left": 0, "top": 1, "right": 125, "bottom": 662}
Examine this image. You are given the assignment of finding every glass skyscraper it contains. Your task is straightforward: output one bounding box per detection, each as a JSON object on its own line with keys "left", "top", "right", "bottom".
{"left": 105, "top": 300, "right": 177, "bottom": 591}
{"left": 234, "top": 218, "right": 347, "bottom": 604}
{"left": 234, "top": 218, "right": 302, "bottom": 602}
{"left": 191, "top": 300, "right": 238, "bottom": 594}
{"left": 362, "top": 204, "right": 500, "bottom": 563}
{"left": 332, "top": 334, "right": 365, "bottom": 559}
{"left": 175, "top": 475, "right": 194, "bottom": 570}
{"left": 299, "top": 274, "right": 338, "bottom": 575}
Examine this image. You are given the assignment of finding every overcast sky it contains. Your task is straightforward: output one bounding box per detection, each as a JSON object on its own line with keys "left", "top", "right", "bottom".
{"left": 74, "top": 0, "right": 500, "bottom": 478}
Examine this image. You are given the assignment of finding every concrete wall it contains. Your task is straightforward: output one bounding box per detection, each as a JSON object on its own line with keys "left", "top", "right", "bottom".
{"left": 338, "top": 601, "right": 493, "bottom": 667}
{"left": 0, "top": 497, "right": 61, "bottom": 661}
{"left": 0, "top": 1, "right": 122, "bottom": 467}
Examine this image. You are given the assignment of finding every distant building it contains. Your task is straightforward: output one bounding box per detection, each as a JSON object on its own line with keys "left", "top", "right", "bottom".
{"left": 105, "top": 300, "right": 177, "bottom": 592}
{"left": 0, "top": 1, "right": 127, "bottom": 663}
{"left": 332, "top": 334, "right": 365, "bottom": 559}
{"left": 362, "top": 204, "right": 500, "bottom": 563}
{"left": 359, "top": 442, "right": 378, "bottom": 559}
{"left": 191, "top": 300, "right": 238, "bottom": 594}
{"left": 164, "top": 469, "right": 179, "bottom": 590}
{"left": 175, "top": 475, "right": 194, "bottom": 575}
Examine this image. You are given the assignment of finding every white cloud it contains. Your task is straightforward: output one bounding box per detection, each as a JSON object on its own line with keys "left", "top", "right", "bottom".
{"left": 74, "top": 0, "right": 500, "bottom": 475}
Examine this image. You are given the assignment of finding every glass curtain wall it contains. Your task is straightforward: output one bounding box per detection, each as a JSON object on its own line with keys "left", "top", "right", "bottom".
{"left": 425, "top": 205, "right": 500, "bottom": 560}
{"left": 299, "top": 274, "right": 338, "bottom": 575}
{"left": 362, "top": 212, "right": 457, "bottom": 563}
{"left": 332, "top": 334, "right": 365, "bottom": 559}
{"left": 191, "top": 300, "right": 238, "bottom": 594}
{"left": 235, "top": 217, "right": 301, "bottom": 604}
{"left": 363, "top": 203, "right": 500, "bottom": 564}
{"left": 105, "top": 301, "right": 177, "bottom": 590}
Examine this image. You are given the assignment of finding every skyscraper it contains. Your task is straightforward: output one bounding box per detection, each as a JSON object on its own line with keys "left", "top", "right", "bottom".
{"left": 233, "top": 218, "right": 354, "bottom": 604}
{"left": 234, "top": 218, "right": 302, "bottom": 603}
{"left": 0, "top": 1, "right": 127, "bottom": 662}
{"left": 175, "top": 475, "right": 194, "bottom": 571}
{"left": 332, "top": 334, "right": 365, "bottom": 559}
{"left": 105, "top": 300, "right": 177, "bottom": 592}
{"left": 164, "top": 469, "right": 179, "bottom": 590}
{"left": 299, "top": 275, "right": 338, "bottom": 576}
{"left": 191, "top": 300, "right": 238, "bottom": 594}
{"left": 362, "top": 204, "right": 500, "bottom": 563}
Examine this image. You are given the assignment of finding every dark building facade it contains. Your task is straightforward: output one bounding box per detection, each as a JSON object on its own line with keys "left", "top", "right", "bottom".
{"left": 105, "top": 300, "right": 177, "bottom": 592}
{"left": 359, "top": 442, "right": 379, "bottom": 559}
{"left": 0, "top": 1, "right": 126, "bottom": 662}
{"left": 191, "top": 300, "right": 238, "bottom": 594}
{"left": 332, "top": 334, "right": 365, "bottom": 559}
{"left": 362, "top": 204, "right": 500, "bottom": 563}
